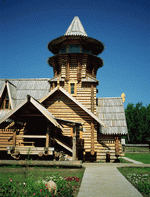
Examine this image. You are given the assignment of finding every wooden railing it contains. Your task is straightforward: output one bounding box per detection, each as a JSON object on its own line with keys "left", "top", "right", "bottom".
{"left": 16, "top": 135, "right": 46, "bottom": 138}
{"left": 16, "top": 135, "right": 46, "bottom": 147}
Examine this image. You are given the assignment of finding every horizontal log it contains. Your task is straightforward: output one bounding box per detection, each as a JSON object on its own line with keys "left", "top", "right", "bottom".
{"left": 16, "top": 135, "right": 46, "bottom": 138}
{"left": 0, "top": 145, "right": 13, "bottom": 147}
{"left": 0, "top": 160, "right": 82, "bottom": 167}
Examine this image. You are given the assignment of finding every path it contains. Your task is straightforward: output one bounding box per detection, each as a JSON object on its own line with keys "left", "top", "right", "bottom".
{"left": 122, "top": 157, "right": 143, "bottom": 164}
{"left": 77, "top": 163, "right": 150, "bottom": 197}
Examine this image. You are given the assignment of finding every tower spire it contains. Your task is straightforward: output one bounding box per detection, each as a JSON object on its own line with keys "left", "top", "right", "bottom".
{"left": 65, "top": 16, "right": 88, "bottom": 37}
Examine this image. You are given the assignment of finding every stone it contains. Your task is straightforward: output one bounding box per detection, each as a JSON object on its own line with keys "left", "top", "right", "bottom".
{"left": 47, "top": 180, "right": 57, "bottom": 194}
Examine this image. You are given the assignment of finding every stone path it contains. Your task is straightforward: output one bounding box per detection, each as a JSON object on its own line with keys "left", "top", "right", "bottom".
{"left": 122, "top": 157, "right": 143, "bottom": 164}
{"left": 77, "top": 162, "right": 150, "bottom": 197}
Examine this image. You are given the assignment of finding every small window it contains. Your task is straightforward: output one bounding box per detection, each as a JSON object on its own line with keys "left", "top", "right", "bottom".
{"left": 70, "top": 83, "right": 75, "bottom": 94}
{"left": 68, "top": 82, "right": 77, "bottom": 95}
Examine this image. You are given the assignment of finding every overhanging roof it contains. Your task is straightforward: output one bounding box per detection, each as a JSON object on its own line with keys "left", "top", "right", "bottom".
{"left": 0, "top": 95, "right": 64, "bottom": 132}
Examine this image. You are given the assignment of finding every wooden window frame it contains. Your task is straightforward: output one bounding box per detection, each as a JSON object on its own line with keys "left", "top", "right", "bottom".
{"left": 68, "top": 81, "right": 77, "bottom": 96}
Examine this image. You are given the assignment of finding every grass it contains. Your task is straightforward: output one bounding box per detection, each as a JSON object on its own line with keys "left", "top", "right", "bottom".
{"left": 124, "top": 153, "right": 150, "bottom": 164}
{"left": 118, "top": 167, "right": 150, "bottom": 197}
{"left": 0, "top": 165, "right": 85, "bottom": 197}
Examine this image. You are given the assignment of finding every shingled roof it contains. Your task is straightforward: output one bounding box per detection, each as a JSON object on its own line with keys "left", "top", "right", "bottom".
{"left": 65, "top": 16, "right": 88, "bottom": 37}
{"left": 0, "top": 79, "right": 50, "bottom": 119}
{"left": 0, "top": 79, "right": 50, "bottom": 107}
{"left": 96, "top": 97, "right": 128, "bottom": 135}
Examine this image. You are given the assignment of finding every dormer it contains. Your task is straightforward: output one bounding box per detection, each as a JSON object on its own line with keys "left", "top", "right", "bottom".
{"left": 0, "top": 80, "right": 16, "bottom": 110}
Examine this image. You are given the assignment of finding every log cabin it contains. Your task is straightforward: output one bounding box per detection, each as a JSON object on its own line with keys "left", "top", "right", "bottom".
{"left": 0, "top": 16, "right": 128, "bottom": 161}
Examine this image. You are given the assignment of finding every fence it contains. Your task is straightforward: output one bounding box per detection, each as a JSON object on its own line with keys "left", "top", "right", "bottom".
{"left": 123, "top": 144, "right": 149, "bottom": 153}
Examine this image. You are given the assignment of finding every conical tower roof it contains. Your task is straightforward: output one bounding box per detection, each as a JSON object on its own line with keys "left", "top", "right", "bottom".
{"left": 48, "top": 16, "right": 104, "bottom": 55}
{"left": 65, "top": 16, "right": 87, "bottom": 37}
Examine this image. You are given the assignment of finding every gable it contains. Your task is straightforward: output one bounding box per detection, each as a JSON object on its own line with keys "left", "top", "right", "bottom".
{"left": 0, "top": 95, "right": 64, "bottom": 132}
{"left": 43, "top": 90, "right": 90, "bottom": 123}
{"left": 41, "top": 86, "right": 107, "bottom": 127}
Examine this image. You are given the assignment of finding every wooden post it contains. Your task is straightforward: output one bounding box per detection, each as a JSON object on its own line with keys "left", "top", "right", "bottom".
{"left": 72, "top": 125, "right": 77, "bottom": 161}
{"left": 115, "top": 137, "right": 120, "bottom": 157}
{"left": 46, "top": 126, "right": 50, "bottom": 148}
{"left": 91, "top": 84, "right": 94, "bottom": 113}
{"left": 13, "top": 129, "right": 16, "bottom": 146}
{"left": 91, "top": 120, "right": 95, "bottom": 155}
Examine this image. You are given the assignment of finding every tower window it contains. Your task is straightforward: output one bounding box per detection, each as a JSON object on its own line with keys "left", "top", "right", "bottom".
{"left": 68, "top": 82, "right": 77, "bottom": 95}
{"left": 82, "top": 47, "right": 92, "bottom": 55}
{"left": 59, "top": 46, "right": 67, "bottom": 54}
{"left": 70, "top": 83, "right": 75, "bottom": 94}
{"left": 69, "top": 44, "right": 80, "bottom": 53}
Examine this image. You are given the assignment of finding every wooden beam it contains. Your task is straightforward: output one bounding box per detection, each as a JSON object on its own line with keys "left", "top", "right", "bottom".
{"left": 91, "top": 120, "right": 95, "bottom": 155}
{"left": 91, "top": 84, "right": 94, "bottom": 113}
{"left": 46, "top": 126, "right": 50, "bottom": 148}
{"left": 53, "top": 138, "right": 73, "bottom": 153}
{"left": 16, "top": 135, "right": 46, "bottom": 138}
{"left": 13, "top": 129, "right": 16, "bottom": 146}
{"left": 115, "top": 136, "right": 120, "bottom": 157}
{"left": 72, "top": 125, "right": 77, "bottom": 160}
{"left": 65, "top": 55, "right": 70, "bottom": 81}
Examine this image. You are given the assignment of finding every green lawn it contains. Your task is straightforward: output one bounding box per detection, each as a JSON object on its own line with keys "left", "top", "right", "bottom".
{"left": 118, "top": 167, "right": 150, "bottom": 197}
{"left": 124, "top": 153, "right": 150, "bottom": 164}
{"left": 0, "top": 166, "right": 85, "bottom": 197}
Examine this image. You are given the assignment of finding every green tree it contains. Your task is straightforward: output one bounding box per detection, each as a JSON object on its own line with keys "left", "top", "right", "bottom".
{"left": 125, "top": 102, "right": 150, "bottom": 144}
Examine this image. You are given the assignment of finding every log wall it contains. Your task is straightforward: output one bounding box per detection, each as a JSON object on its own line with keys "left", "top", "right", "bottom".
{"left": 59, "top": 62, "right": 97, "bottom": 115}
{"left": 43, "top": 91, "right": 98, "bottom": 155}
{"left": 97, "top": 134, "right": 122, "bottom": 161}
{"left": 0, "top": 129, "right": 13, "bottom": 151}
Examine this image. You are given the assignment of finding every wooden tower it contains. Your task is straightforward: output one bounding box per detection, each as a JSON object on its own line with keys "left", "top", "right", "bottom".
{"left": 47, "top": 16, "right": 104, "bottom": 115}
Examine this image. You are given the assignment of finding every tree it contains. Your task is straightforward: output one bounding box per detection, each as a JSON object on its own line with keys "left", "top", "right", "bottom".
{"left": 125, "top": 102, "right": 150, "bottom": 144}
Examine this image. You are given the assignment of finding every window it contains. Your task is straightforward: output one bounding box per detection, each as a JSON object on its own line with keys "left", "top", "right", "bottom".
{"left": 68, "top": 81, "right": 77, "bottom": 95}
{"left": 70, "top": 83, "right": 75, "bottom": 94}
{"left": 68, "top": 44, "right": 80, "bottom": 53}
{"left": 59, "top": 46, "right": 67, "bottom": 54}
{"left": 1, "top": 92, "right": 11, "bottom": 109}
{"left": 82, "top": 47, "right": 92, "bottom": 54}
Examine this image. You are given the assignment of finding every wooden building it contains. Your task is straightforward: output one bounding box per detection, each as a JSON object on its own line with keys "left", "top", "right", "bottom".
{"left": 0, "top": 17, "right": 128, "bottom": 161}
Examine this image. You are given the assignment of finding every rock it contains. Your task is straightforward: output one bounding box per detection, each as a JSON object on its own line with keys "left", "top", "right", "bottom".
{"left": 47, "top": 180, "right": 57, "bottom": 194}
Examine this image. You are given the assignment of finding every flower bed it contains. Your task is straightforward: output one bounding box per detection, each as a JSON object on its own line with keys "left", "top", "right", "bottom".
{"left": 125, "top": 173, "right": 150, "bottom": 196}
{"left": 0, "top": 172, "right": 81, "bottom": 197}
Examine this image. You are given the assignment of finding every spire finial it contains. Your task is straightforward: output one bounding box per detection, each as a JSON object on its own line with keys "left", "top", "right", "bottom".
{"left": 65, "top": 16, "right": 87, "bottom": 37}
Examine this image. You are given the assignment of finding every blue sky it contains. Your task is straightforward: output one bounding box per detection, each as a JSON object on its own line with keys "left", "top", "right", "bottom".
{"left": 1, "top": 0, "right": 150, "bottom": 108}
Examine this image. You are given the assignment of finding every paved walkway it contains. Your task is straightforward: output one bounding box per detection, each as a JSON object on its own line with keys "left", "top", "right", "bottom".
{"left": 77, "top": 162, "right": 150, "bottom": 197}
{"left": 121, "top": 157, "right": 143, "bottom": 164}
